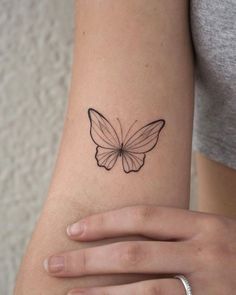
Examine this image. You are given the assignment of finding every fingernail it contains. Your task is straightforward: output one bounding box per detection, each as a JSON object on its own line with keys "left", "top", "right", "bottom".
{"left": 44, "top": 256, "right": 64, "bottom": 273}
{"left": 67, "top": 222, "right": 85, "bottom": 237}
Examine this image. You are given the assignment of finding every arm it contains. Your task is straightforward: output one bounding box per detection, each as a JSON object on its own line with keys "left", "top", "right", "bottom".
{"left": 15, "top": 0, "right": 194, "bottom": 294}
{"left": 195, "top": 152, "right": 236, "bottom": 218}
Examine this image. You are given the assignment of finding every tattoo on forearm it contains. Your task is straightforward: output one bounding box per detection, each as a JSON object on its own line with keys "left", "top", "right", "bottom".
{"left": 88, "top": 108, "right": 165, "bottom": 173}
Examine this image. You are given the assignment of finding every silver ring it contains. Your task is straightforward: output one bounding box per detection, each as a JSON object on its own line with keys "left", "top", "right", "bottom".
{"left": 174, "top": 275, "right": 192, "bottom": 295}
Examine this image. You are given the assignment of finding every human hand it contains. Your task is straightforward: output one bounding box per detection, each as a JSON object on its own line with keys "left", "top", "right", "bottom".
{"left": 44, "top": 205, "right": 236, "bottom": 294}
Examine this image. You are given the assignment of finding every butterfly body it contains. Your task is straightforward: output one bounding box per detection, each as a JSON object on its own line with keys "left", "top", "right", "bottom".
{"left": 118, "top": 143, "right": 124, "bottom": 157}
{"left": 88, "top": 108, "right": 165, "bottom": 173}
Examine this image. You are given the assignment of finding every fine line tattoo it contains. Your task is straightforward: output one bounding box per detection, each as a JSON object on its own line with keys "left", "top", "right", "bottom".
{"left": 88, "top": 108, "right": 165, "bottom": 173}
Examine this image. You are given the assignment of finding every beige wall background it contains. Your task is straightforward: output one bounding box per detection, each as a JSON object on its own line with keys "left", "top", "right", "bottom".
{"left": 0, "top": 1, "right": 197, "bottom": 294}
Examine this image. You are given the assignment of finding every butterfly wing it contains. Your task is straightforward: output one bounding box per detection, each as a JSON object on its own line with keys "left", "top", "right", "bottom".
{"left": 122, "top": 119, "right": 165, "bottom": 173}
{"left": 122, "top": 151, "right": 146, "bottom": 173}
{"left": 88, "top": 108, "right": 121, "bottom": 149}
{"left": 88, "top": 108, "right": 120, "bottom": 170}
{"left": 95, "top": 146, "right": 119, "bottom": 170}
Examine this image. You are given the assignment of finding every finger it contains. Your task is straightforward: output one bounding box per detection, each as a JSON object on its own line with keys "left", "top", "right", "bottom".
{"left": 44, "top": 240, "right": 194, "bottom": 277}
{"left": 67, "top": 205, "right": 200, "bottom": 241}
{"left": 67, "top": 278, "right": 186, "bottom": 295}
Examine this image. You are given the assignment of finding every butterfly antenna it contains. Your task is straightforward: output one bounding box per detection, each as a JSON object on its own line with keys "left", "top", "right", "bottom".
{"left": 116, "top": 118, "right": 123, "bottom": 144}
{"left": 123, "top": 120, "right": 138, "bottom": 144}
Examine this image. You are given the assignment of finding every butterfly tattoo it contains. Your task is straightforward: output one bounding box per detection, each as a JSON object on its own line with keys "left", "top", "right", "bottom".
{"left": 88, "top": 108, "right": 165, "bottom": 173}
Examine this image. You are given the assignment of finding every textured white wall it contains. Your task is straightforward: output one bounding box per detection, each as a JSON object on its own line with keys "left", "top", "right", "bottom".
{"left": 0, "top": 1, "right": 197, "bottom": 294}
{"left": 0, "top": 1, "right": 74, "bottom": 294}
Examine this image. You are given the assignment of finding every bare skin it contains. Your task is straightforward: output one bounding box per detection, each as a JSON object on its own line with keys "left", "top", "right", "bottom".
{"left": 195, "top": 152, "right": 236, "bottom": 219}
{"left": 42, "top": 153, "right": 236, "bottom": 294}
{"left": 45, "top": 205, "right": 236, "bottom": 294}
{"left": 14, "top": 1, "right": 194, "bottom": 294}
{"left": 15, "top": 1, "right": 236, "bottom": 294}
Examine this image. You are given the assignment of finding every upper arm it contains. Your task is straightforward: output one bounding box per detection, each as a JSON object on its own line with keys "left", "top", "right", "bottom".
{"left": 68, "top": 0, "right": 194, "bottom": 206}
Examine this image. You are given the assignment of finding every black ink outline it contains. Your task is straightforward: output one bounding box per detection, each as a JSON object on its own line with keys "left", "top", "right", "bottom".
{"left": 122, "top": 150, "right": 146, "bottom": 173}
{"left": 88, "top": 108, "right": 120, "bottom": 148}
{"left": 95, "top": 146, "right": 119, "bottom": 171}
{"left": 88, "top": 108, "right": 165, "bottom": 173}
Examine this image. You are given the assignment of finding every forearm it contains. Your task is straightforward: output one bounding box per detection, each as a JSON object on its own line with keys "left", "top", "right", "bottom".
{"left": 15, "top": 1, "right": 194, "bottom": 294}
{"left": 196, "top": 152, "right": 236, "bottom": 218}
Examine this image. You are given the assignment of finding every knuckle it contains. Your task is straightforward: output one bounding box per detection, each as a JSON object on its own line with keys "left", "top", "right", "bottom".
{"left": 133, "top": 205, "right": 158, "bottom": 222}
{"left": 94, "top": 212, "right": 105, "bottom": 227}
{"left": 88, "top": 289, "right": 110, "bottom": 295}
{"left": 79, "top": 250, "right": 88, "bottom": 274}
{"left": 147, "top": 283, "right": 162, "bottom": 295}
{"left": 64, "top": 254, "right": 71, "bottom": 273}
{"left": 119, "top": 242, "right": 144, "bottom": 266}
{"left": 99, "top": 291, "right": 110, "bottom": 295}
